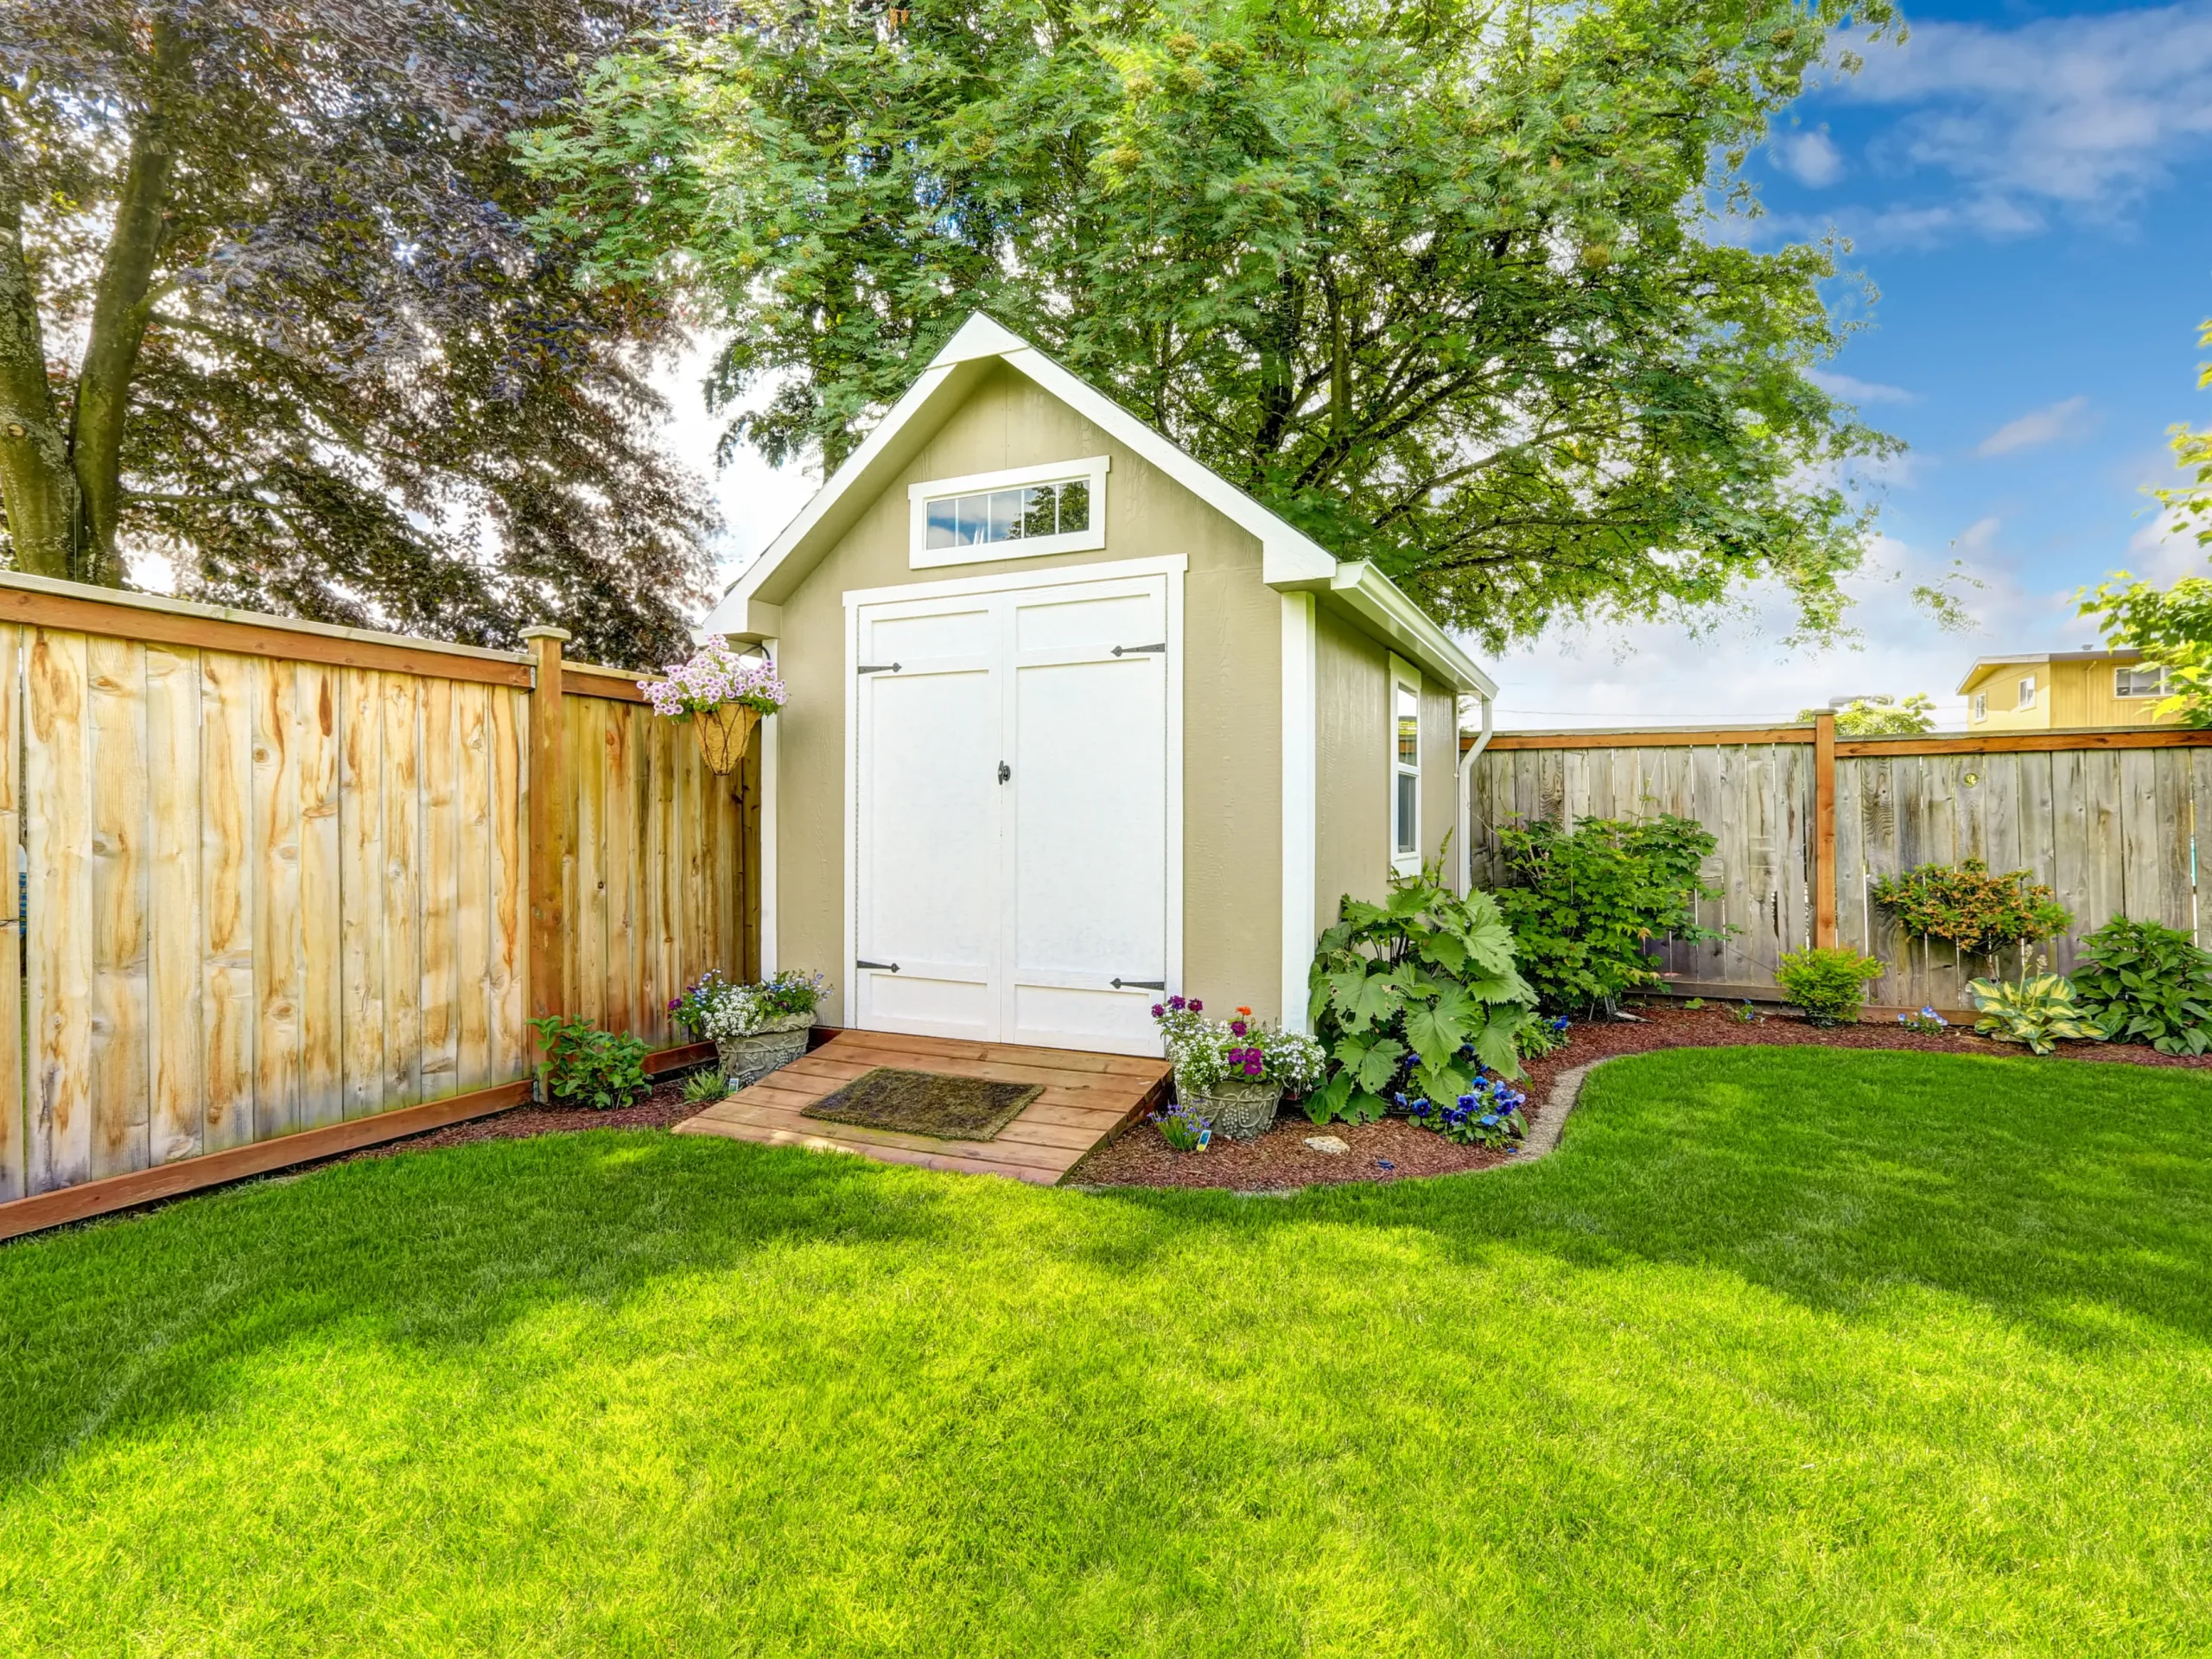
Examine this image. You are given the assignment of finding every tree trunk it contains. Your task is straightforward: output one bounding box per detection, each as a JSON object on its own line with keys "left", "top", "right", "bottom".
{"left": 0, "top": 168, "right": 79, "bottom": 580}
{"left": 68, "top": 15, "right": 184, "bottom": 588}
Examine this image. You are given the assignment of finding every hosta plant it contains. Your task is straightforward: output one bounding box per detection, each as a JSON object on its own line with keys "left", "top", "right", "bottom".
{"left": 1306, "top": 862, "right": 1537, "bottom": 1126}
{"left": 1965, "top": 971, "right": 2106, "bottom": 1056}
{"left": 2069, "top": 917, "right": 2212, "bottom": 1055}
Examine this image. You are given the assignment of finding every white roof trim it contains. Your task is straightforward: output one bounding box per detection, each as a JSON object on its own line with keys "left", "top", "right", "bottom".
{"left": 702, "top": 313, "right": 1487, "bottom": 694}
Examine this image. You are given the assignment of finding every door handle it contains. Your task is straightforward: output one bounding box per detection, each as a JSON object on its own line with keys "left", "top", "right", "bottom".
{"left": 1111, "top": 977, "right": 1166, "bottom": 991}
{"left": 1111, "top": 643, "right": 1166, "bottom": 657}
{"left": 857, "top": 661, "right": 901, "bottom": 675}
{"left": 858, "top": 958, "right": 900, "bottom": 972}
{"left": 997, "top": 761, "right": 1011, "bottom": 784}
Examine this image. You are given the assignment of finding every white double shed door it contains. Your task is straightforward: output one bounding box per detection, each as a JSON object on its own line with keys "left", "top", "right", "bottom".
{"left": 849, "top": 566, "right": 1179, "bottom": 1058}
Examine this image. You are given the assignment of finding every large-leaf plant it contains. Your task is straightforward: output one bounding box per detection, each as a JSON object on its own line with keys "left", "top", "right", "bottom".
{"left": 1305, "top": 865, "right": 1536, "bottom": 1125}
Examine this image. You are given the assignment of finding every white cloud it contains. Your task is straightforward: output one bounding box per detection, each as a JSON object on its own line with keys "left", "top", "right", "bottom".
{"left": 1976, "top": 396, "right": 2092, "bottom": 457}
{"left": 1817, "top": 3, "right": 2212, "bottom": 238}
{"left": 1808, "top": 368, "right": 1916, "bottom": 405}
{"left": 2124, "top": 505, "right": 2210, "bottom": 583}
{"left": 1774, "top": 129, "right": 1846, "bottom": 188}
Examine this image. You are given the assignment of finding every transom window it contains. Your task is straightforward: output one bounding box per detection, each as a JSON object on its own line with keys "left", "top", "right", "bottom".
{"left": 1391, "top": 658, "right": 1421, "bottom": 875}
{"left": 909, "top": 456, "right": 1109, "bottom": 569}
{"left": 925, "top": 478, "right": 1090, "bottom": 550}
{"left": 2116, "top": 664, "right": 2170, "bottom": 699}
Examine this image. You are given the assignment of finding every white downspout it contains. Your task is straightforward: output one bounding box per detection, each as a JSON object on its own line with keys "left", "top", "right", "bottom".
{"left": 1454, "top": 690, "right": 1494, "bottom": 895}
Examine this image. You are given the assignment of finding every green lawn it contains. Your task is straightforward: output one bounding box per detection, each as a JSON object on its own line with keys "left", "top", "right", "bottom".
{"left": 3, "top": 1048, "right": 2209, "bottom": 1656}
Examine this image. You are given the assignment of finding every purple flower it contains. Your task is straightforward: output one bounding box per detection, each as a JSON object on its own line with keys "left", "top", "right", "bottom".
{"left": 1169, "top": 995, "right": 1186, "bottom": 1011}
{"left": 1150, "top": 1003, "right": 1165, "bottom": 1018}
{"left": 1230, "top": 1020, "right": 1247, "bottom": 1036}
{"left": 1189, "top": 1000, "right": 1203, "bottom": 1013}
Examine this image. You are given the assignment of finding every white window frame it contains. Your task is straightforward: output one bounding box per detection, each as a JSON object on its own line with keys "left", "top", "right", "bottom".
{"left": 908, "top": 455, "right": 1110, "bottom": 569}
{"left": 2018, "top": 674, "right": 2037, "bottom": 711}
{"left": 1971, "top": 691, "right": 1987, "bottom": 723}
{"left": 1389, "top": 652, "right": 1422, "bottom": 878}
{"left": 2116, "top": 664, "right": 2169, "bottom": 699}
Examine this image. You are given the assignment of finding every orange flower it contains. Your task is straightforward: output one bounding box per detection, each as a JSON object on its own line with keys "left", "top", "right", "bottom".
{"left": 1236, "top": 1005, "right": 1252, "bottom": 1017}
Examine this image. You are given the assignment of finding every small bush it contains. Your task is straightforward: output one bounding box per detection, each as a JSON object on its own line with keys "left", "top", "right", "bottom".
{"left": 2070, "top": 917, "right": 2212, "bottom": 1055}
{"left": 1966, "top": 972, "right": 2105, "bottom": 1055}
{"left": 1407, "top": 1074, "right": 1529, "bottom": 1147}
{"left": 681, "top": 1069, "right": 731, "bottom": 1104}
{"left": 530, "top": 1015, "right": 651, "bottom": 1110}
{"left": 1870, "top": 860, "right": 2074, "bottom": 957}
{"left": 1516, "top": 1014, "right": 1571, "bottom": 1060}
{"left": 1775, "top": 945, "right": 1885, "bottom": 1027}
{"left": 1491, "top": 814, "right": 1723, "bottom": 1018}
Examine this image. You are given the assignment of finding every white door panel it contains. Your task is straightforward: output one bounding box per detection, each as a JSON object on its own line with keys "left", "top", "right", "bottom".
{"left": 853, "top": 575, "right": 1172, "bottom": 1057}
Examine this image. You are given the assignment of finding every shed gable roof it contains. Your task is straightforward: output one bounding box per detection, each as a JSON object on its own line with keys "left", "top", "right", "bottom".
{"left": 703, "top": 314, "right": 1494, "bottom": 696}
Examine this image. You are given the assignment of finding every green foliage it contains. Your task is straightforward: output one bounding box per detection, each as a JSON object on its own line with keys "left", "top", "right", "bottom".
{"left": 1774, "top": 946, "right": 1885, "bottom": 1027}
{"left": 2081, "top": 321, "right": 2212, "bottom": 725}
{"left": 1965, "top": 974, "right": 2105, "bottom": 1057}
{"left": 1516, "top": 1014, "right": 1572, "bottom": 1062}
{"left": 1153, "top": 1106, "right": 1212, "bottom": 1154}
{"left": 681, "top": 1070, "right": 731, "bottom": 1105}
{"left": 3, "top": 0, "right": 713, "bottom": 663}
{"left": 522, "top": 0, "right": 1901, "bottom": 650}
{"left": 1306, "top": 864, "right": 1535, "bottom": 1126}
{"left": 530, "top": 1015, "right": 652, "bottom": 1111}
{"left": 1870, "top": 860, "right": 2074, "bottom": 957}
{"left": 2069, "top": 918, "right": 2212, "bottom": 1056}
{"left": 1795, "top": 694, "right": 1936, "bottom": 735}
{"left": 1491, "top": 815, "right": 1722, "bottom": 1016}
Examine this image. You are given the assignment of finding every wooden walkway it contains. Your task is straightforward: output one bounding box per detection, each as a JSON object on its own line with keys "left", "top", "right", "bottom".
{"left": 674, "top": 1029, "right": 1172, "bottom": 1185}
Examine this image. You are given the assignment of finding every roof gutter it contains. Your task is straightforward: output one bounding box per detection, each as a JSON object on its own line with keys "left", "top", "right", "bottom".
{"left": 1324, "top": 562, "right": 1497, "bottom": 698}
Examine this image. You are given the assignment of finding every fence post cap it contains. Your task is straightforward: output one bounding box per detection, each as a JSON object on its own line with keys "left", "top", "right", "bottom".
{"left": 520, "top": 626, "right": 573, "bottom": 644}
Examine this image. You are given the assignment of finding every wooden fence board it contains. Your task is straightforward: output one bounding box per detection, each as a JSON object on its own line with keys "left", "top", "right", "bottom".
{"left": 603, "top": 703, "right": 637, "bottom": 1041}
{"left": 419, "top": 676, "right": 461, "bottom": 1103}
{"left": 251, "top": 658, "right": 303, "bottom": 1143}
{"left": 200, "top": 651, "right": 257, "bottom": 1155}
{"left": 490, "top": 686, "right": 527, "bottom": 1081}
{"left": 27, "top": 631, "right": 95, "bottom": 1192}
{"left": 381, "top": 671, "right": 423, "bottom": 1109}
{"left": 145, "top": 645, "right": 202, "bottom": 1164}
{"left": 339, "top": 668, "right": 385, "bottom": 1120}
{"left": 86, "top": 635, "right": 149, "bottom": 1179}
{"left": 0, "top": 630, "right": 21, "bottom": 1203}
{"left": 455, "top": 682, "right": 493, "bottom": 1095}
{"left": 297, "top": 662, "right": 343, "bottom": 1130}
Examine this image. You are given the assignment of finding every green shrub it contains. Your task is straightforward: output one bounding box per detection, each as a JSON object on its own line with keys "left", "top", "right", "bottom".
{"left": 2070, "top": 917, "right": 2212, "bottom": 1055}
{"left": 1870, "top": 860, "right": 2074, "bottom": 957}
{"left": 1306, "top": 861, "right": 1536, "bottom": 1126}
{"left": 530, "top": 1015, "right": 652, "bottom": 1110}
{"left": 1964, "top": 973, "right": 2105, "bottom": 1056}
{"left": 1774, "top": 945, "right": 1886, "bottom": 1027}
{"left": 1491, "top": 814, "right": 1722, "bottom": 1017}
{"left": 681, "top": 1069, "right": 732, "bottom": 1104}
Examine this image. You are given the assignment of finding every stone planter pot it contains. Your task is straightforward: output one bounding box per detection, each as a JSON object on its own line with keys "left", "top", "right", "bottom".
{"left": 716, "top": 1011, "right": 814, "bottom": 1089}
{"left": 1175, "top": 1071, "right": 1283, "bottom": 1141}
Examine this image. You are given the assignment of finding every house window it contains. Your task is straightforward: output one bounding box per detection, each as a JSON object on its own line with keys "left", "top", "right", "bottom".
{"left": 1392, "top": 660, "right": 1421, "bottom": 874}
{"left": 2017, "top": 675, "right": 2037, "bottom": 711}
{"left": 909, "top": 457, "right": 1109, "bottom": 569}
{"left": 2116, "top": 664, "right": 2170, "bottom": 699}
{"left": 1971, "top": 691, "right": 1987, "bottom": 723}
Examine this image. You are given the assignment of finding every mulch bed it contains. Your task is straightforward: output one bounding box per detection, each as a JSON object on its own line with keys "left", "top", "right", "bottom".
{"left": 1069, "top": 1001, "right": 2212, "bottom": 1193}
{"left": 308, "top": 1004, "right": 2211, "bottom": 1195}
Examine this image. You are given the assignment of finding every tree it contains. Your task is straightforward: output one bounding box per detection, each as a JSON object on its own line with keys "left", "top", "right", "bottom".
{"left": 2081, "top": 319, "right": 2212, "bottom": 726}
{"left": 1796, "top": 694, "right": 1936, "bottom": 736}
{"left": 0, "top": 0, "right": 716, "bottom": 666}
{"left": 521, "top": 0, "right": 1901, "bottom": 651}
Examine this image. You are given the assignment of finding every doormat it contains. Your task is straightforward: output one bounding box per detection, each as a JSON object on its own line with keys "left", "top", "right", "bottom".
{"left": 802, "top": 1068, "right": 1042, "bottom": 1141}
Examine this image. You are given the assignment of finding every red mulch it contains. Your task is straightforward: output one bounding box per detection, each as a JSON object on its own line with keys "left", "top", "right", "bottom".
{"left": 1070, "top": 1001, "right": 2212, "bottom": 1193}
{"left": 327, "top": 1073, "right": 716, "bottom": 1167}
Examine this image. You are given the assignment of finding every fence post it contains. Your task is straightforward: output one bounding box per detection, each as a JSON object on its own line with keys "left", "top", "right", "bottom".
{"left": 1813, "top": 710, "right": 1838, "bottom": 948}
{"left": 522, "top": 626, "right": 570, "bottom": 1021}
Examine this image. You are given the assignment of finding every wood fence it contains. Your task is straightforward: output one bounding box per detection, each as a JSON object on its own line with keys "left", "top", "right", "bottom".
{"left": 1467, "top": 719, "right": 2209, "bottom": 1012}
{"left": 0, "top": 575, "right": 755, "bottom": 1240}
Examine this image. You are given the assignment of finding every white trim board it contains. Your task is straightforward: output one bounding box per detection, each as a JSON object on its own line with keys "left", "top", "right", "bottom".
{"left": 1281, "top": 592, "right": 1317, "bottom": 1033}
{"left": 842, "top": 554, "right": 1188, "bottom": 612}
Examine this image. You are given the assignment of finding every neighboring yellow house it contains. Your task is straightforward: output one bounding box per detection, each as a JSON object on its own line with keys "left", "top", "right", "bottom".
{"left": 1958, "top": 650, "right": 2177, "bottom": 731}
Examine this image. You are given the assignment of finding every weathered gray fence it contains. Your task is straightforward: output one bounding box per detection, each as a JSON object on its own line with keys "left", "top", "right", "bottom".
{"left": 1467, "top": 722, "right": 2208, "bottom": 1011}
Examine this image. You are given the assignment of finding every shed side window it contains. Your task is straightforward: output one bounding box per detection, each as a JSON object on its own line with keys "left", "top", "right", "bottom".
{"left": 1392, "top": 674, "right": 1421, "bottom": 873}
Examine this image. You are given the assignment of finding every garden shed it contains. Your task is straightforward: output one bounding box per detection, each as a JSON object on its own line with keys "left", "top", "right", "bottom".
{"left": 704, "top": 314, "right": 1496, "bottom": 1056}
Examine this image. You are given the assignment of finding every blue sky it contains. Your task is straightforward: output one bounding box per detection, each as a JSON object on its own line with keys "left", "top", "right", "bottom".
{"left": 673, "top": 0, "right": 2212, "bottom": 728}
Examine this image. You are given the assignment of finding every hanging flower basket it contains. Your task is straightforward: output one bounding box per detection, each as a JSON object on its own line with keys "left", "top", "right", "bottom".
{"left": 639, "top": 639, "right": 786, "bottom": 776}
{"left": 692, "top": 702, "right": 761, "bottom": 774}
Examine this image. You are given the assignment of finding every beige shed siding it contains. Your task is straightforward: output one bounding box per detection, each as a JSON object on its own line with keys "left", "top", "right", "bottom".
{"left": 1311, "top": 608, "right": 1462, "bottom": 937}
{"left": 767, "top": 364, "right": 1287, "bottom": 1025}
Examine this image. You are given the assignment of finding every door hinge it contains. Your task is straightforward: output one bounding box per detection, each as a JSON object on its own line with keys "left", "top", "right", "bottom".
{"left": 997, "top": 760, "right": 1011, "bottom": 784}
{"left": 1110, "top": 643, "right": 1166, "bottom": 657}
{"left": 857, "top": 661, "right": 902, "bottom": 675}
{"left": 857, "top": 958, "right": 900, "bottom": 972}
{"left": 1111, "top": 977, "right": 1166, "bottom": 991}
